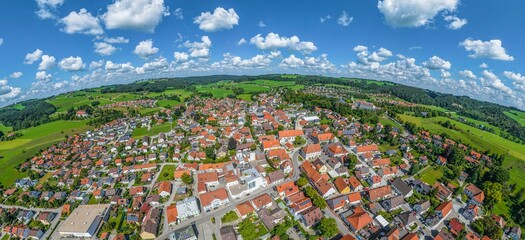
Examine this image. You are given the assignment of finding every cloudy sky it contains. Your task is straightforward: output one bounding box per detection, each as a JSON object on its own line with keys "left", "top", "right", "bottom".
{"left": 1, "top": 0, "right": 525, "bottom": 109}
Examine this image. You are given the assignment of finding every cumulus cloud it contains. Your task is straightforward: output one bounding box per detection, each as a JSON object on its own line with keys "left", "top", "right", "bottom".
{"left": 89, "top": 60, "right": 104, "bottom": 69}
{"left": 479, "top": 63, "right": 488, "bottom": 68}
{"left": 35, "top": 0, "right": 64, "bottom": 19}
{"left": 504, "top": 71, "right": 525, "bottom": 84}
{"left": 480, "top": 70, "right": 513, "bottom": 94}
{"left": 35, "top": 71, "right": 52, "bottom": 81}
{"left": 135, "top": 57, "right": 170, "bottom": 74}
{"left": 377, "top": 0, "right": 459, "bottom": 28}
{"left": 353, "top": 45, "right": 368, "bottom": 52}
{"left": 444, "top": 15, "right": 467, "bottom": 30}
{"left": 0, "top": 79, "right": 21, "bottom": 101}
{"left": 422, "top": 56, "right": 451, "bottom": 70}
{"left": 59, "top": 56, "right": 85, "bottom": 71}
{"left": 237, "top": 38, "right": 247, "bottom": 46}
{"left": 60, "top": 8, "right": 104, "bottom": 35}
{"left": 212, "top": 53, "right": 272, "bottom": 70}
{"left": 258, "top": 21, "right": 266, "bottom": 28}
{"left": 459, "top": 70, "right": 476, "bottom": 79}
{"left": 337, "top": 11, "right": 353, "bottom": 26}
{"left": 173, "top": 52, "right": 189, "bottom": 62}
{"left": 103, "top": 37, "right": 129, "bottom": 44}
{"left": 102, "top": 0, "right": 169, "bottom": 32}
{"left": 10, "top": 72, "right": 23, "bottom": 79}
{"left": 173, "top": 8, "right": 183, "bottom": 20}
{"left": 250, "top": 33, "right": 317, "bottom": 54}
{"left": 279, "top": 55, "right": 304, "bottom": 68}
{"left": 38, "top": 55, "right": 56, "bottom": 70}
{"left": 182, "top": 36, "right": 212, "bottom": 59}
{"left": 279, "top": 54, "right": 335, "bottom": 71}
{"left": 105, "top": 61, "right": 134, "bottom": 72}
{"left": 24, "top": 49, "right": 43, "bottom": 64}
{"left": 133, "top": 39, "right": 159, "bottom": 58}
{"left": 94, "top": 42, "right": 117, "bottom": 56}
{"left": 460, "top": 38, "right": 514, "bottom": 61}
{"left": 194, "top": 7, "right": 239, "bottom": 32}
{"left": 354, "top": 46, "right": 393, "bottom": 64}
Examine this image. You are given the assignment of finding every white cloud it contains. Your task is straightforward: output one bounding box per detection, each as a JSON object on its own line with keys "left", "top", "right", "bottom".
{"left": 460, "top": 38, "right": 514, "bottom": 61}
{"left": 237, "top": 38, "right": 247, "bottom": 46}
{"left": 10, "top": 72, "right": 23, "bottom": 79}
{"left": 105, "top": 61, "right": 134, "bottom": 72}
{"left": 174, "top": 8, "right": 183, "bottom": 20}
{"left": 0, "top": 79, "right": 21, "bottom": 101}
{"left": 35, "top": 0, "right": 64, "bottom": 19}
{"left": 194, "top": 7, "right": 239, "bottom": 32}
{"left": 459, "top": 70, "right": 476, "bottom": 79}
{"left": 279, "top": 55, "right": 304, "bottom": 68}
{"left": 59, "top": 8, "right": 104, "bottom": 35}
{"left": 303, "top": 54, "right": 335, "bottom": 71}
{"left": 183, "top": 36, "right": 212, "bottom": 58}
{"left": 258, "top": 21, "right": 266, "bottom": 28}
{"left": 135, "top": 57, "right": 169, "bottom": 74}
{"left": 173, "top": 52, "right": 189, "bottom": 62}
{"left": 89, "top": 60, "right": 104, "bottom": 69}
{"left": 38, "top": 55, "right": 56, "bottom": 70}
{"left": 479, "top": 63, "right": 488, "bottom": 68}
{"left": 269, "top": 51, "right": 281, "bottom": 58}
{"left": 94, "top": 42, "right": 118, "bottom": 56}
{"left": 0, "top": 38, "right": 3, "bottom": 46}
{"left": 250, "top": 33, "right": 317, "bottom": 54}
{"left": 444, "top": 15, "right": 467, "bottom": 30}
{"left": 213, "top": 53, "right": 272, "bottom": 70}
{"left": 35, "top": 71, "right": 52, "bottom": 81}
{"left": 133, "top": 39, "right": 159, "bottom": 58}
{"left": 24, "top": 49, "right": 43, "bottom": 64}
{"left": 59, "top": 56, "right": 85, "bottom": 71}
{"left": 480, "top": 70, "right": 513, "bottom": 94}
{"left": 353, "top": 45, "right": 368, "bottom": 52}
{"left": 337, "top": 11, "right": 353, "bottom": 26}
{"left": 377, "top": 0, "right": 459, "bottom": 27}
{"left": 102, "top": 0, "right": 169, "bottom": 32}
{"left": 103, "top": 37, "right": 129, "bottom": 44}
{"left": 422, "top": 56, "right": 451, "bottom": 70}
{"left": 409, "top": 46, "right": 422, "bottom": 50}
{"left": 320, "top": 15, "right": 331, "bottom": 23}
{"left": 504, "top": 71, "right": 525, "bottom": 84}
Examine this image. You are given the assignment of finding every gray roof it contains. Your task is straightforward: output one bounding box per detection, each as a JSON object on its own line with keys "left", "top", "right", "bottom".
{"left": 392, "top": 178, "right": 412, "bottom": 197}
{"left": 398, "top": 211, "right": 417, "bottom": 226}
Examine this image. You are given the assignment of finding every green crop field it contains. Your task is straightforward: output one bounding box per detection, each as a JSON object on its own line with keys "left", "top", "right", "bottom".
{"left": 132, "top": 122, "right": 173, "bottom": 139}
{"left": 0, "top": 120, "right": 91, "bottom": 186}
{"left": 504, "top": 110, "right": 525, "bottom": 127}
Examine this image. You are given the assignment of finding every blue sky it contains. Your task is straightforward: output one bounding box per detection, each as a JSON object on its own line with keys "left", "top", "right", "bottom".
{"left": 1, "top": 0, "right": 525, "bottom": 109}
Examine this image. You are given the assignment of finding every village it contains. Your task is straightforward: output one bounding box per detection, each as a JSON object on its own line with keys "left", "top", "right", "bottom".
{"left": 0, "top": 92, "right": 522, "bottom": 240}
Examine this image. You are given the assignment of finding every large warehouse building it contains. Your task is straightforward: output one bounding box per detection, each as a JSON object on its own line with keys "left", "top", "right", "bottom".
{"left": 58, "top": 204, "right": 112, "bottom": 238}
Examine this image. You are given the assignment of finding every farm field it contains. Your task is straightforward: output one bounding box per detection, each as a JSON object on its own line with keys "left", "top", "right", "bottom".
{"left": 504, "top": 110, "right": 525, "bottom": 127}
{"left": 0, "top": 120, "right": 91, "bottom": 186}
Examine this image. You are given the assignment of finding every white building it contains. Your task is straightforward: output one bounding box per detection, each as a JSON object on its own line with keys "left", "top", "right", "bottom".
{"left": 58, "top": 204, "right": 111, "bottom": 238}
{"left": 176, "top": 197, "right": 200, "bottom": 222}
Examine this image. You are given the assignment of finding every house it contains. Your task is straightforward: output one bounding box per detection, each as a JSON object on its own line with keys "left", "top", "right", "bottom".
{"left": 176, "top": 196, "right": 200, "bottom": 221}
{"left": 391, "top": 178, "right": 413, "bottom": 198}
{"left": 381, "top": 195, "right": 405, "bottom": 211}
{"left": 236, "top": 201, "right": 255, "bottom": 219}
{"left": 278, "top": 130, "right": 304, "bottom": 144}
{"left": 334, "top": 177, "right": 350, "bottom": 194}
{"left": 464, "top": 184, "right": 485, "bottom": 205}
{"left": 198, "top": 172, "right": 219, "bottom": 187}
{"left": 413, "top": 200, "right": 430, "bottom": 214}
{"left": 267, "top": 171, "right": 285, "bottom": 185}
{"left": 37, "top": 212, "right": 56, "bottom": 225}
{"left": 258, "top": 207, "right": 287, "bottom": 230}
{"left": 301, "top": 144, "right": 322, "bottom": 160}
{"left": 346, "top": 206, "right": 373, "bottom": 231}
{"left": 348, "top": 176, "right": 363, "bottom": 191}
{"left": 140, "top": 208, "right": 162, "bottom": 239}
{"left": 314, "top": 178, "right": 336, "bottom": 198}
{"left": 435, "top": 201, "right": 453, "bottom": 219}
{"left": 275, "top": 182, "right": 299, "bottom": 199}
{"left": 170, "top": 225, "right": 198, "bottom": 240}
{"left": 156, "top": 181, "right": 172, "bottom": 198}
{"left": 433, "top": 182, "right": 453, "bottom": 200}
{"left": 507, "top": 226, "right": 522, "bottom": 240}
{"left": 327, "top": 195, "right": 349, "bottom": 211}
{"left": 436, "top": 156, "right": 447, "bottom": 165}
{"left": 398, "top": 211, "right": 417, "bottom": 227}
{"left": 463, "top": 204, "right": 480, "bottom": 220}
{"left": 251, "top": 193, "right": 274, "bottom": 210}
{"left": 326, "top": 143, "right": 349, "bottom": 157}
{"left": 300, "top": 207, "right": 323, "bottom": 227}
{"left": 367, "top": 185, "right": 392, "bottom": 202}
{"left": 166, "top": 205, "right": 178, "bottom": 226}
{"left": 220, "top": 226, "right": 237, "bottom": 240}
{"left": 200, "top": 188, "right": 229, "bottom": 212}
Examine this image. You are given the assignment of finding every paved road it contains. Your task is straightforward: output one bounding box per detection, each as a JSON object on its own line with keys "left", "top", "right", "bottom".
{"left": 0, "top": 204, "right": 62, "bottom": 213}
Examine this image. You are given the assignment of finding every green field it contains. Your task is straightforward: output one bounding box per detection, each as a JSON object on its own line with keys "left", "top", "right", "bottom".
{"left": 419, "top": 166, "right": 443, "bottom": 185}
{"left": 0, "top": 124, "right": 13, "bottom": 133}
{"left": 0, "top": 120, "right": 90, "bottom": 186}
{"left": 399, "top": 114, "right": 525, "bottom": 190}
{"left": 504, "top": 110, "right": 525, "bottom": 127}
{"left": 157, "top": 165, "right": 176, "bottom": 181}
{"left": 132, "top": 122, "right": 172, "bottom": 139}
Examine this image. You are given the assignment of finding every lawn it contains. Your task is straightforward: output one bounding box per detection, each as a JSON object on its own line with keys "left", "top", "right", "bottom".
{"left": 158, "top": 99, "right": 183, "bottom": 108}
{"left": 0, "top": 120, "right": 91, "bottom": 186}
{"left": 0, "top": 124, "right": 13, "bottom": 133}
{"left": 157, "top": 165, "right": 176, "bottom": 181}
{"left": 418, "top": 166, "right": 443, "bottom": 185}
{"left": 237, "top": 94, "right": 253, "bottom": 102}
{"left": 132, "top": 122, "right": 172, "bottom": 139}
{"left": 504, "top": 110, "right": 525, "bottom": 127}
{"left": 38, "top": 172, "right": 54, "bottom": 185}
